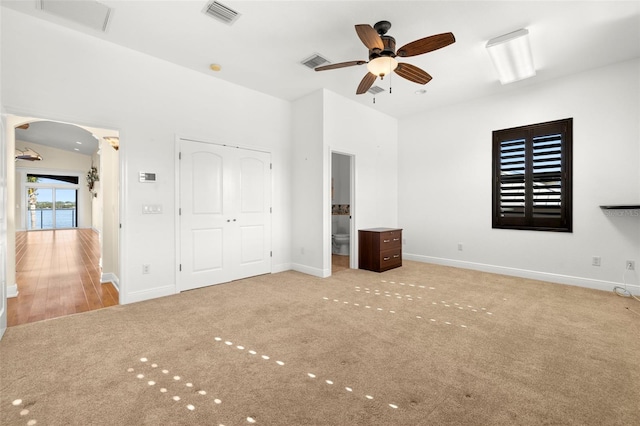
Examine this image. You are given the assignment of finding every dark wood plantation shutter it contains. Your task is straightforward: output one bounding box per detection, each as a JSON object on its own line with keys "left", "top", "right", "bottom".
{"left": 497, "top": 135, "right": 526, "bottom": 219}
{"left": 492, "top": 118, "right": 572, "bottom": 232}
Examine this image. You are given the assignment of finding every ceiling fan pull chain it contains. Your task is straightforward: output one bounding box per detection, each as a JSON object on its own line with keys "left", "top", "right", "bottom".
{"left": 373, "top": 97, "right": 376, "bottom": 104}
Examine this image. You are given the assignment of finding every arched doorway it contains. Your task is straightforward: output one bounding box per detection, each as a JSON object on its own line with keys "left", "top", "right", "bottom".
{"left": 6, "top": 117, "right": 120, "bottom": 326}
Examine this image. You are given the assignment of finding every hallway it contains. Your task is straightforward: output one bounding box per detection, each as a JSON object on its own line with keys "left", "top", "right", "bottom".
{"left": 7, "top": 229, "right": 118, "bottom": 326}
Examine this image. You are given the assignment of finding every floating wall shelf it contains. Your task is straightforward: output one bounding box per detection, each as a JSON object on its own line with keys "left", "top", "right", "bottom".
{"left": 599, "top": 205, "right": 640, "bottom": 210}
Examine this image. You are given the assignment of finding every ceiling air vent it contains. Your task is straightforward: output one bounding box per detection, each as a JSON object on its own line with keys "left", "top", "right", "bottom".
{"left": 39, "top": 0, "right": 112, "bottom": 32}
{"left": 368, "top": 86, "right": 385, "bottom": 95}
{"left": 203, "top": 1, "right": 241, "bottom": 25}
{"left": 301, "top": 53, "right": 330, "bottom": 70}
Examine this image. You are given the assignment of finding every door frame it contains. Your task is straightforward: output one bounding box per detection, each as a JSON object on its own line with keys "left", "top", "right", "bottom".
{"left": 0, "top": 115, "right": 7, "bottom": 338}
{"left": 329, "top": 150, "right": 356, "bottom": 272}
{"left": 1, "top": 113, "right": 122, "bottom": 320}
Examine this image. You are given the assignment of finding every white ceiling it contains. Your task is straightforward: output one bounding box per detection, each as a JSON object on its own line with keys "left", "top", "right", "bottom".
{"left": 3, "top": 0, "right": 640, "bottom": 120}
{"left": 15, "top": 121, "right": 101, "bottom": 156}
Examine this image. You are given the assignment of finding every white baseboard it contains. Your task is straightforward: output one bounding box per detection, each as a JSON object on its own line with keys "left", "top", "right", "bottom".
{"left": 101, "top": 273, "right": 119, "bottom": 292}
{"left": 404, "top": 253, "right": 640, "bottom": 295}
{"left": 123, "top": 285, "right": 176, "bottom": 304}
{"left": 7, "top": 284, "right": 18, "bottom": 298}
{"left": 291, "top": 263, "right": 330, "bottom": 278}
{"left": 272, "top": 262, "right": 293, "bottom": 274}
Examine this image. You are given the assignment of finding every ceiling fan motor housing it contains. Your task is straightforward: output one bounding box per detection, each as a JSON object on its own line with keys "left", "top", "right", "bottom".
{"left": 374, "top": 20, "right": 392, "bottom": 35}
{"left": 369, "top": 36, "right": 396, "bottom": 60}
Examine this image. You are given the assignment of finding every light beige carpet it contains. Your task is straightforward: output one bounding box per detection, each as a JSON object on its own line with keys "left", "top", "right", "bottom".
{"left": 1, "top": 261, "right": 639, "bottom": 425}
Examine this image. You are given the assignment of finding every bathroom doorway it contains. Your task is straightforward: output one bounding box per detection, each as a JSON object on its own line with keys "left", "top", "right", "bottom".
{"left": 331, "top": 152, "right": 354, "bottom": 273}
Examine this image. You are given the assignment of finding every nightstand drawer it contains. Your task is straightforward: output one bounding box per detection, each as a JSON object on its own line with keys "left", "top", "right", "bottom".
{"left": 379, "top": 231, "right": 402, "bottom": 249}
{"left": 379, "top": 249, "right": 402, "bottom": 271}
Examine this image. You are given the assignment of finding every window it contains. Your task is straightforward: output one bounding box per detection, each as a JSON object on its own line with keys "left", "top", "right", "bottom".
{"left": 492, "top": 118, "right": 572, "bottom": 232}
{"left": 25, "top": 173, "right": 79, "bottom": 230}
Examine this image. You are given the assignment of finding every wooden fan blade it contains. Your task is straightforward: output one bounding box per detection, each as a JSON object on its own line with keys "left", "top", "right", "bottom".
{"left": 355, "top": 24, "right": 384, "bottom": 51}
{"left": 394, "top": 63, "right": 433, "bottom": 85}
{"left": 396, "top": 32, "right": 455, "bottom": 57}
{"left": 356, "top": 72, "right": 377, "bottom": 95}
{"left": 315, "top": 60, "right": 366, "bottom": 71}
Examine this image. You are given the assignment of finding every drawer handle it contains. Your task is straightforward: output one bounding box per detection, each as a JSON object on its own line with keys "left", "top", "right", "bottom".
{"left": 393, "top": 254, "right": 400, "bottom": 258}
{"left": 393, "top": 238, "right": 400, "bottom": 241}
{"left": 383, "top": 257, "right": 390, "bottom": 261}
{"left": 383, "top": 239, "right": 390, "bottom": 243}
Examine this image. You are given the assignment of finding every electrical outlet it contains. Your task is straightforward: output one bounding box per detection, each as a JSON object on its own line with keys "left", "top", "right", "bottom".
{"left": 458, "top": 243, "right": 463, "bottom": 251}
{"left": 143, "top": 264, "right": 150, "bottom": 274}
{"left": 592, "top": 256, "right": 601, "bottom": 267}
{"left": 626, "top": 260, "right": 636, "bottom": 271}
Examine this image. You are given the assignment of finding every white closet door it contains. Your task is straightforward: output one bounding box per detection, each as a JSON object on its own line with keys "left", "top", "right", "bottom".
{"left": 180, "top": 140, "right": 231, "bottom": 290}
{"left": 234, "top": 151, "right": 271, "bottom": 280}
{"left": 179, "top": 139, "right": 271, "bottom": 291}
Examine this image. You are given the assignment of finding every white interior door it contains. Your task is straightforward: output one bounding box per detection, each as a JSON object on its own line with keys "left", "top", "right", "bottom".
{"left": 179, "top": 139, "right": 271, "bottom": 291}
{"left": 234, "top": 151, "right": 272, "bottom": 280}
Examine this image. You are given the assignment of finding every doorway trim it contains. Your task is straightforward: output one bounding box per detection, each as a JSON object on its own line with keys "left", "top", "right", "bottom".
{"left": 329, "top": 149, "right": 356, "bottom": 273}
{"left": 3, "top": 112, "right": 122, "bottom": 309}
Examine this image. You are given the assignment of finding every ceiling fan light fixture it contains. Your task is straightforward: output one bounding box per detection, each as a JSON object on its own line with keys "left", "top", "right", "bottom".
{"left": 486, "top": 28, "right": 535, "bottom": 84}
{"left": 367, "top": 56, "right": 398, "bottom": 78}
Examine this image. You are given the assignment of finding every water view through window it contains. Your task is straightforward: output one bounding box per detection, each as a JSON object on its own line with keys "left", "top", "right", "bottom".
{"left": 26, "top": 175, "right": 79, "bottom": 230}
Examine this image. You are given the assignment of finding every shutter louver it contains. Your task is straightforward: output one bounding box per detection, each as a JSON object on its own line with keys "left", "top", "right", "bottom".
{"left": 499, "top": 138, "right": 526, "bottom": 218}
{"left": 532, "top": 134, "right": 562, "bottom": 219}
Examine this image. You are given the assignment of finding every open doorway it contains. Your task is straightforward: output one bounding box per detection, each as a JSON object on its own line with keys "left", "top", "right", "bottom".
{"left": 7, "top": 117, "right": 120, "bottom": 326}
{"left": 331, "top": 152, "right": 354, "bottom": 274}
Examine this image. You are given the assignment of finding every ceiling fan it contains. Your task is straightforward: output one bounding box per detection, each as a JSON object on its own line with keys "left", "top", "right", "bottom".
{"left": 315, "top": 21, "right": 455, "bottom": 95}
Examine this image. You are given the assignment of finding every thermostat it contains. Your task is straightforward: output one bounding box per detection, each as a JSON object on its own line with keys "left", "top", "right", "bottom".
{"left": 139, "top": 172, "right": 156, "bottom": 182}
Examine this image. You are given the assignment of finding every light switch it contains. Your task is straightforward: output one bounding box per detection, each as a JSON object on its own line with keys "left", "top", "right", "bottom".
{"left": 142, "top": 204, "right": 162, "bottom": 214}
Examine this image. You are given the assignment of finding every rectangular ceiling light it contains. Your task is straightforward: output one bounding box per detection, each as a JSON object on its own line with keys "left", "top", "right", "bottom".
{"left": 486, "top": 29, "right": 536, "bottom": 84}
{"left": 39, "top": 0, "right": 112, "bottom": 32}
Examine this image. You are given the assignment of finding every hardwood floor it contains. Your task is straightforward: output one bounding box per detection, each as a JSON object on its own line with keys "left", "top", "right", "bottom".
{"left": 8, "top": 229, "right": 118, "bottom": 327}
{"left": 332, "top": 254, "right": 350, "bottom": 273}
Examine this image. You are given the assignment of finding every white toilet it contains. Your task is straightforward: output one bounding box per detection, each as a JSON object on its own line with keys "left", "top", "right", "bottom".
{"left": 332, "top": 233, "right": 350, "bottom": 255}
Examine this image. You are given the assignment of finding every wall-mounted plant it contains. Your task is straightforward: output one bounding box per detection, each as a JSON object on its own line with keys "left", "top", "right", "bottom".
{"left": 87, "top": 166, "right": 99, "bottom": 196}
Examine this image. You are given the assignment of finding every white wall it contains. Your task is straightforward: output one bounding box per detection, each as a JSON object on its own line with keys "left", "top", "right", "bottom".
{"left": 14, "top": 141, "right": 93, "bottom": 230}
{"left": 291, "top": 91, "right": 325, "bottom": 275}
{"left": 1, "top": 8, "right": 292, "bottom": 303}
{"left": 399, "top": 59, "right": 640, "bottom": 292}
{"left": 324, "top": 90, "right": 398, "bottom": 234}
{"left": 91, "top": 150, "right": 102, "bottom": 234}
{"left": 100, "top": 141, "right": 119, "bottom": 286}
{"left": 291, "top": 89, "right": 398, "bottom": 276}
